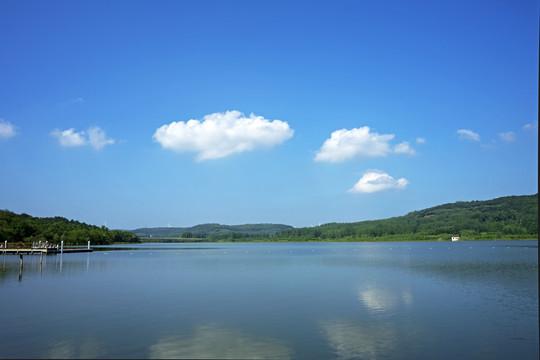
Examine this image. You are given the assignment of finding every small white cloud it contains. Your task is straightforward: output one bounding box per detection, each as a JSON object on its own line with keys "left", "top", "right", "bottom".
{"left": 52, "top": 128, "right": 87, "bottom": 147}
{"left": 393, "top": 141, "right": 416, "bottom": 155}
{"left": 87, "top": 127, "right": 115, "bottom": 150}
{"left": 314, "top": 126, "right": 414, "bottom": 163}
{"left": 481, "top": 142, "right": 497, "bottom": 149}
{"left": 153, "top": 110, "right": 294, "bottom": 161}
{"left": 60, "top": 97, "right": 85, "bottom": 106}
{"left": 456, "top": 129, "right": 480, "bottom": 141}
{"left": 348, "top": 170, "right": 409, "bottom": 194}
{"left": 68, "top": 97, "right": 85, "bottom": 104}
{"left": 0, "top": 119, "right": 17, "bottom": 139}
{"left": 416, "top": 137, "right": 426, "bottom": 144}
{"left": 523, "top": 121, "right": 538, "bottom": 132}
{"left": 52, "top": 126, "right": 114, "bottom": 151}
{"left": 499, "top": 131, "right": 515, "bottom": 143}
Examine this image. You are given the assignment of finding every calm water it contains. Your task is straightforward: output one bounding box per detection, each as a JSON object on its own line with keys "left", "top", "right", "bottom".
{"left": 0, "top": 241, "right": 537, "bottom": 359}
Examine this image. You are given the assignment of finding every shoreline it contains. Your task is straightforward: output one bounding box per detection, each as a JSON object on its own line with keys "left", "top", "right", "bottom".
{"left": 126, "top": 238, "right": 538, "bottom": 244}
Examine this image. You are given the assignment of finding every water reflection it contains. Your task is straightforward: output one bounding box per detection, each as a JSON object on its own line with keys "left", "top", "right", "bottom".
{"left": 0, "top": 241, "right": 536, "bottom": 359}
{"left": 46, "top": 335, "right": 107, "bottom": 359}
{"left": 148, "top": 323, "right": 293, "bottom": 359}
{"left": 321, "top": 320, "right": 397, "bottom": 360}
{"left": 358, "top": 286, "right": 413, "bottom": 313}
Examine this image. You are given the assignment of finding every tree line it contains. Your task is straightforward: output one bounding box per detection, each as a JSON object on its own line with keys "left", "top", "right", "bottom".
{"left": 0, "top": 210, "right": 140, "bottom": 246}
{"left": 133, "top": 223, "right": 293, "bottom": 239}
{"left": 273, "top": 194, "right": 538, "bottom": 241}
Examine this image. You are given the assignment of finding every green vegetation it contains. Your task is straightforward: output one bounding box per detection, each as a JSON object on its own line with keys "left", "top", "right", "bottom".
{"left": 132, "top": 194, "right": 538, "bottom": 243}
{"left": 1, "top": 194, "right": 536, "bottom": 245}
{"left": 274, "top": 194, "right": 538, "bottom": 242}
{"left": 0, "top": 210, "right": 140, "bottom": 246}
{"left": 131, "top": 223, "right": 293, "bottom": 241}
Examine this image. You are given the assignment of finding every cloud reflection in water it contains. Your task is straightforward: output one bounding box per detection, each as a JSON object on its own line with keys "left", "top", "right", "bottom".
{"left": 46, "top": 335, "right": 107, "bottom": 359}
{"left": 321, "top": 320, "right": 397, "bottom": 360}
{"left": 358, "top": 285, "right": 413, "bottom": 314}
{"left": 148, "top": 323, "right": 293, "bottom": 359}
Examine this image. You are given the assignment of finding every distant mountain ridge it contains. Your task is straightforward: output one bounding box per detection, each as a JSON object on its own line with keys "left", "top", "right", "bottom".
{"left": 130, "top": 223, "right": 293, "bottom": 239}
{"left": 129, "top": 194, "right": 538, "bottom": 241}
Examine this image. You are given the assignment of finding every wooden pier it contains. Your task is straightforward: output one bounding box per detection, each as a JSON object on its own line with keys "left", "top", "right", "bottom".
{"left": 1, "top": 248, "right": 93, "bottom": 255}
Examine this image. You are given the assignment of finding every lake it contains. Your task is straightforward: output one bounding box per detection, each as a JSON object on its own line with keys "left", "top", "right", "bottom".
{"left": 1, "top": 240, "right": 538, "bottom": 359}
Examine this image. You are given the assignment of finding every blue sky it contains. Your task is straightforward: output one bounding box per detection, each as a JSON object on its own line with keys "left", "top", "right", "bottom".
{"left": 0, "top": 0, "right": 538, "bottom": 230}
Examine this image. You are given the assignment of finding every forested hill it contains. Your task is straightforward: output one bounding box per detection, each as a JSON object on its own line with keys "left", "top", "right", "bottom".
{"left": 274, "top": 194, "right": 538, "bottom": 241}
{"left": 131, "top": 223, "right": 293, "bottom": 239}
{"left": 0, "top": 210, "right": 140, "bottom": 245}
{"left": 2, "top": 194, "right": 536, "bottom": 245}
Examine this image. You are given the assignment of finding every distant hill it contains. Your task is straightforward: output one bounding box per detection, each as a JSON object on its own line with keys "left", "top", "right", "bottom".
{"left": 274, "top": 194, "right": 538, "bottom": 241}
{"left": 130, "top": 223, "right": 294, "bottom": 240}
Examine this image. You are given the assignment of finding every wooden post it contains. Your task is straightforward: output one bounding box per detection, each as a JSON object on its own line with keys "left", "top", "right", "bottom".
{"left": 19, "top": 254, "right": 23, "bottom": 270}
{"left": 88, "top": 241, "right": 90, "bottom": 250}
{"left": 61, "top": 241, "right": 64, "bottom": 254}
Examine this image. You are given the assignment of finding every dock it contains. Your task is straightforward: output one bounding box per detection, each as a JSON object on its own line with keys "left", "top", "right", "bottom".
{"left": 1, "top": 248, "right": 93, "bottom": 255}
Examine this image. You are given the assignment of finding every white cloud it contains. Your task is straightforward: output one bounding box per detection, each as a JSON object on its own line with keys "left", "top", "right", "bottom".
{"left": 416, "top": 137, "right": 426, "bottom": 144}
{"left": 314, "top": 126, "right": 415, "bottom": 163}
{"left": 0, "top": 119, "right": 17, "bottom": 139}
{"left": 348, "top": 170, "right": 409, "bottom": 194}
{"left": 52, "top": 126, "right": 114, "bottom": 150}
{"left": 523, "top": 121, "right": 538, "bottom": 132}
{"left": 481, "top": 142, "right": 497, "bottom": 149}
{"left": 87, "top": 127, "right": 115, "bottom": 150}
{"left": 59, "top": 97, "right": 85, "bottom": 106}
{"left": 52, "top": 128, "right": 87, "bottom": 147}
{"left": 153, "top": 110, "right": 294, "bottom": 161}
{"left": 456, "top": 129, "right": 480, "bottom": 141}
{"left": 393, "top": 141, "right": 416, "bottom": 155}
{"left": 499, "top": 131, "right": 515, "bottom": 143}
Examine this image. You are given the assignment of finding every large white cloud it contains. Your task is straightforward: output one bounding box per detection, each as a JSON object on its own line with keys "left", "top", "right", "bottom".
{"left": 0, "top": 119, "right": 17, "bottom": 139}
{"left": 314, "top": 126, "right": 415, "bottom": 163}
{"left": 348, "top": 170, "right": 409, "bottom": 194}
{"left": 153, "top": 110, "right": 294, "bottom": 161}
{"left": 52, "top": 126, "right": 115, "bottom": 150}
{"left": 456, "top": 129, "right": 480, "bottom": 141}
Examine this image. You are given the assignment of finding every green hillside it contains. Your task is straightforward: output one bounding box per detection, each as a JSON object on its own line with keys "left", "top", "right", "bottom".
{"left": 274, "top": 194, "right": 538, "bottom": 241}
{"left": 131, "top": 223, "right": 293, "bottom": 240}
{"left": 2, "top": 194, "right": 536, "bottom": 245}
{"left": 0, "top": 210, "right": 140, "bottom": 246}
